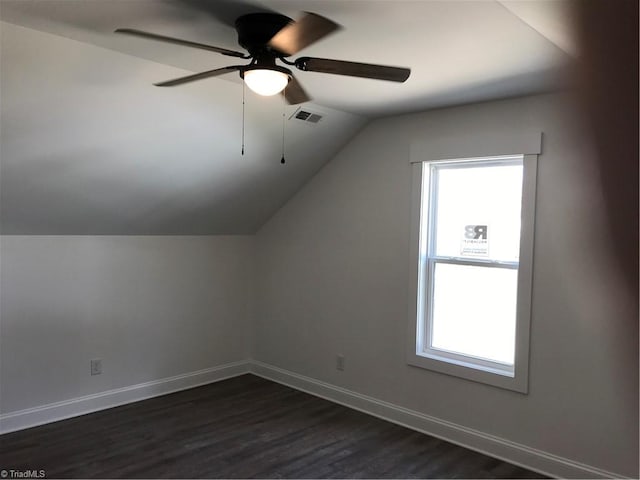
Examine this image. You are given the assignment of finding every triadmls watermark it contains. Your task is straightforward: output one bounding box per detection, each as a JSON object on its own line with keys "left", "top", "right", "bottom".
{"left": 1, "top": 470, "right": 45, "bottom": 479}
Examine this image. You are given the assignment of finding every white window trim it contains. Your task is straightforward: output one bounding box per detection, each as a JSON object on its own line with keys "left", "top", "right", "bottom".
{"left": 407, "top": 153, "right": 538, "bottom": 394}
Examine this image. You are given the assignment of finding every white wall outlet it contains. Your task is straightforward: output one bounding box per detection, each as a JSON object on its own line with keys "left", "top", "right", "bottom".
{"left": 90, "top": 358, "right": 102, "bottom": 376}
{"left": 336, "top": 354, "right": 345, "bottom": 371}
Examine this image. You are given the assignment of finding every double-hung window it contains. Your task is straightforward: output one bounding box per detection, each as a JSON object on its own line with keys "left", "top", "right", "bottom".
{"left": 408, "top": 150, "right": 537, "bottom": 393}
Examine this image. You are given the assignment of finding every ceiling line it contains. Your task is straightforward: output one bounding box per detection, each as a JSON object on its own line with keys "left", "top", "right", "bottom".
{"left": 495, "top": 0, "right": 576, "bottom": 58}
{"left": 0, "top": 19, "right": 221, "bottom": 79}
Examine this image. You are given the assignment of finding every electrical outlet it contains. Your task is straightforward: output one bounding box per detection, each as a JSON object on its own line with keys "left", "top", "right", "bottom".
{"left": 336, "top": 354, "right": 345, "bottom": 371}
{"left": 90, "top": 358, "right": 102, "bottom": 376}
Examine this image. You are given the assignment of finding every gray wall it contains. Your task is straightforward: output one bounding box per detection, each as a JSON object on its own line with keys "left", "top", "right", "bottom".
{"left": 0, "top": 235, "right": 252, "bottom": 412}
{"left": 253, "top": 93, "right": 638, "bottom": 477}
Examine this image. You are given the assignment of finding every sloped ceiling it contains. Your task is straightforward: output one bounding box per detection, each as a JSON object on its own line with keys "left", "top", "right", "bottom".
{"left": 0, "top": 0, "right": 575, "bottom": 234}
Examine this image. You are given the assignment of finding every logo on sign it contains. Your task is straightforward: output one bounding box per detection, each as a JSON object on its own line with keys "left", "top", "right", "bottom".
{"left": 464, "top": 225, "right": 487, "bottom": 240}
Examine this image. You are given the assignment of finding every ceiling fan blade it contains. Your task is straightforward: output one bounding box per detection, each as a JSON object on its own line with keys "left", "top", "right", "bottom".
{"left": 268, "top": 12, "right": 340, "bottom": 56}
{"left": 295, "top": 57, "right": 411, "bottom": 82}
{"left": 282, "top": 74, "right": 311, "bottom": 104}
{"left": 154, "top": 66, "right": 242, "bottom": 87}
{"left": 115, "top": 28, "right": 247, "bottom": 58}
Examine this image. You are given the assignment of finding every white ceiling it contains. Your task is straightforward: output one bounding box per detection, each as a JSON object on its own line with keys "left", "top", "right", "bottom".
{"left": 0, "top": 0, "right": 576, "bottom": 234}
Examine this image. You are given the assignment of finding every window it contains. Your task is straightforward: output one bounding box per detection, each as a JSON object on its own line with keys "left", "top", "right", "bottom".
{"left": 408, "top": 154, "right": 537, "bottom": 393}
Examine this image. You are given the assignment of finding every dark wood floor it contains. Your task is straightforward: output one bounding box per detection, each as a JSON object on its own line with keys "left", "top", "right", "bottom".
{"left": 1, "top": 374, "right": 546, "bottom": 479}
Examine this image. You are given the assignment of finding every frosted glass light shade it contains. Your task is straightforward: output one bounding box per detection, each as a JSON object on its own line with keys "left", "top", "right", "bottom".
{"left": 244, "top": 69, "right": 289, "bottom": 96}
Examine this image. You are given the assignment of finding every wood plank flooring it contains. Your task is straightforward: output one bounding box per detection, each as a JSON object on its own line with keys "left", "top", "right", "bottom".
{"left": 0, "top": 374, "right": 546, "bottom": 478}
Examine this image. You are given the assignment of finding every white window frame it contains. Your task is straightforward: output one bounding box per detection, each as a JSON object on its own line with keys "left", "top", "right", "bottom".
{"left": 407, "top": 153, "right": 538, "bottom": 393}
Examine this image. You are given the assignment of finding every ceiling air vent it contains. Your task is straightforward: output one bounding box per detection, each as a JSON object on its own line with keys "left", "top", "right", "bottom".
{"left": 290, "top": 108, "right": 323, "bottom": 125}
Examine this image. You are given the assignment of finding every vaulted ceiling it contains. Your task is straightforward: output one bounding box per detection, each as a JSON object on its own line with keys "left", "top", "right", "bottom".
{"left": 0, "top": 0, "right": 575, "bottom": 234}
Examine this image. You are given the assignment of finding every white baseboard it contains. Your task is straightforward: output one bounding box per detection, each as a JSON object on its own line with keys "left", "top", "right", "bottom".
{"left": 249, "top": 360, "right": 626, "bottom": 480}
{"left": 0, "top": 360, "right": 250, "bottom": 434}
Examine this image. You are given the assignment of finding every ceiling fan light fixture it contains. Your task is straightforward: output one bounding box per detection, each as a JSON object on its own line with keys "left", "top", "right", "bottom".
{"left": 243, "top": 68, "right": 289, "bottom": 96}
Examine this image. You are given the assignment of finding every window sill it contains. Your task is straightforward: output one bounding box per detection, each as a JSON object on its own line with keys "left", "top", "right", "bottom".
{"left": 406, "top": 350, "right": 528, "bottom": 393}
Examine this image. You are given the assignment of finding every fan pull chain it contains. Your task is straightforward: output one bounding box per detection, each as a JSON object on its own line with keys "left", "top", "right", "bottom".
{"left": 241, "top": 80, "right": 246, "bottom": 156}
{"left": 280, "top": 87, "right": 286, "bottom": 164}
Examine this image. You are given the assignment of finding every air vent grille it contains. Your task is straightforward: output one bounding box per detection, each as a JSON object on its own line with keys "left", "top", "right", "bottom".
{"left": 291, "top": 109, "right": 323, "bottom": 124}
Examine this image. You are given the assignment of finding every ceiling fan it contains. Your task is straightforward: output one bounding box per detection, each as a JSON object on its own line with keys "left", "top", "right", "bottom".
{"left": 115, "top": 12, "right": 411, "bottom": 104}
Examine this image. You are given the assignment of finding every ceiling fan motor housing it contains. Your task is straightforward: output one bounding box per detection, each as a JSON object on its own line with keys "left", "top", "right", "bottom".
{"left": 235, "top": 13, "right": 293, "bottom": 57}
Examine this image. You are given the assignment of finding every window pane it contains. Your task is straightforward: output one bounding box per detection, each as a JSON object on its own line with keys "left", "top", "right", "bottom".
{"left": 431, "top": 162, "right": 523, "bottom": 262}
{"left": 430, "top": 262, "right": 517, "bottom": 364}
